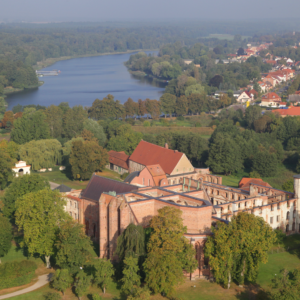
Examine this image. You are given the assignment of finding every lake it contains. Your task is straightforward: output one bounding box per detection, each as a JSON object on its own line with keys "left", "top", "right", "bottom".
{"left": 6, "top": 51, "right": 167, "bottom": 110}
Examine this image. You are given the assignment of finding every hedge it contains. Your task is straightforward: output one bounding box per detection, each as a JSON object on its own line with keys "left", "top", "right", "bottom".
{"left": 0, "top": 260, "right": 37, "bottom": 290}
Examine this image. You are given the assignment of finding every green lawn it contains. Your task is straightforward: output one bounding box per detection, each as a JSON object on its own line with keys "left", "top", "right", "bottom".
{"left": 1, "top": 245, "right": 43, "bottom": 265}
{"left": 37, "top": 167, "right": 122, "bottom": 190}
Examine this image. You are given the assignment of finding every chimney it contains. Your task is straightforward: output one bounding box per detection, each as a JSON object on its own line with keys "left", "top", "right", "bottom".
{"left": 174, "top": 150, "right": 178, "bottom": 153}
{"left": 164, "top": 143, "right": 168, "bottom": 149}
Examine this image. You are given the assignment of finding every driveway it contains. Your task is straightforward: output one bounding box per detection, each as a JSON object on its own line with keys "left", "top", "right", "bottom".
{"left": 0, "top": 273, "right": 52, "bottom": 299}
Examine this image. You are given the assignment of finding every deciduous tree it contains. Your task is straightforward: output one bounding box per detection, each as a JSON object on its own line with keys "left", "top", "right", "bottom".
{"left": 175, "top": 95, "right": 188, "bottom": 116}
{"left": 0, "top": 214, "right": 12, "bottom": 263}
{"left": 51, "top": 269, "right": 73, "bottom": 295}
{"left": 69, "top": 140, "right": 108, "bottom": 180}
{"left": 45, "top": 105, "right": 63, "bottom": 138}
{"left": 63, "top": 106, "right": 88, "bottom": 139}
{"left": 159, "top": 93, "right": 176, "bottom": 118}
{"left": 144, "top": 207, "right": 197, "bottom": 296}
{"left": 15, "top": 189, "right": 68, "bottom": 268}
{"left": 55, "top": 220, "right": 94, "bottom": 274}
{"left": 74, "top": 270, "right": 92, "bottom": 300}
{"left": 0, "top": 152, "right": 13, "bottom": 190}
{"left": 93, "top": 258, "right": 114, "bottom": 294}
{"left": 82, "top": 119, "right": 106, "bottom": 146}
{"left": 11, "top": 109, "right": 50, "bottom": 144}
{"left": 2, "top": 173, "right": 49, "bottom": 219}
{"left": 121, "top": 256, "right": 141, "bottom": 296}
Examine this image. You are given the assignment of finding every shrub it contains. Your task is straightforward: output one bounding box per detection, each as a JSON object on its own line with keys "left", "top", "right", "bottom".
{"left": 159, "top": 118, "right": 169, "bottom": 126}
{"left": 126, "top": 118, "right": 135, "bottom": 126}
{"left": 143, "top": 121, "right": 150, "bottom": 127}
{"left": 0, "top": 260, "right": 37, "bottom": 290}
{"left": 176, "top": 116, "right": 184, "bottom": 121}
{"left": 194, "top": 122, "right": 202, "bottom": 127}
{"left": 121, "top": 173, "right": 129, "bottom": 180}
{"left": 43, "top": 292, "right": 62, "bottom": 300}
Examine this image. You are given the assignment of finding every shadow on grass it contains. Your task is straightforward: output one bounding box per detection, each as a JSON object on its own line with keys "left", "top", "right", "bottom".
{"left": 235, "top": 284, "right": 271, "bottom": 300}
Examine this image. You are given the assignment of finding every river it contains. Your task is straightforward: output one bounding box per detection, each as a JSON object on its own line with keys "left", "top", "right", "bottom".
{"left": 6, "top": 51, "right": 167, "bottom": 110}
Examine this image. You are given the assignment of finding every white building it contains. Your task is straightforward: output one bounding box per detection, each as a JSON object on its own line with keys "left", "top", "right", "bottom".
{"left": 12, "top": 161, "right": 31, "bottom": 177}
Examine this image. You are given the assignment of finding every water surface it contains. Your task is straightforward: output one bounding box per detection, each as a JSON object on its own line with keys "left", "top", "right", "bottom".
{"left": 6, "top": 51, "right": 166, "bottom": 110}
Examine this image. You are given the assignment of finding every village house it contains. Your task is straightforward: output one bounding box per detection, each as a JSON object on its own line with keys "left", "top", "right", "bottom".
{"left": 106, "top": 150, "right": 129, "bottom": 175}
{"left": 260, "top": 92, "right": 281, "bottom": 107}
{"left": 288, "top": 91, "right": 300, "bottom": 105}
{"left": 237, "top": 91, "right": 252, "bottom": 103}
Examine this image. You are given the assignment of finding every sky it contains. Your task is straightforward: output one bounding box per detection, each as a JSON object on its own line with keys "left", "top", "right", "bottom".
{"left": 1, "top": 0, "right": 300, "bottom": 22}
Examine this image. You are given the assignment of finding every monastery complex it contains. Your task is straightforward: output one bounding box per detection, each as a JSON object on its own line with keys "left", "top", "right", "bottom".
{"left": 62, "top": 141, "right": 300, "bottom": 279}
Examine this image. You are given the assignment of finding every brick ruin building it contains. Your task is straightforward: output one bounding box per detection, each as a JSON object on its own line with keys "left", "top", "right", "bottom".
{"left": 62, "top": 141, "right": 300, "bottom": 280}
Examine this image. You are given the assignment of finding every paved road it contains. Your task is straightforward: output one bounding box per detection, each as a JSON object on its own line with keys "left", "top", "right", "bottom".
{"left": 49, "top": 182, "right": 60, "bottom": 190}
{"left": 0, "top": 274, "right": 52, "bottom": 300}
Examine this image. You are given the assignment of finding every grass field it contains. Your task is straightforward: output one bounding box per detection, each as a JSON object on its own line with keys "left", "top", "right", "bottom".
{"left": 37, "top": 167, "right": 121, "bottom": 190}
{"left": 220, "top": 164, "right": 296, "bottom": 190}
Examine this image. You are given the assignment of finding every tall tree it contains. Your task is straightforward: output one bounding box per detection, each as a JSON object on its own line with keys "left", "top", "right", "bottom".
{"left": 2, "top": 173, "right": 49, "bottom": 219}
{"left": 121, "top": 256, "right": 141, "bottom": 296}
{"left": 74, "top": 270, "right": 92, "bottom": 300}
{"left": 205, "top": 212, "right": 276, "bottom": 288}
{"left": 206, "top": 133, "right": 243, "bottom": 175}
{"left": 93, "top": 258, "right": 114, "bottom": 294}
{"left": 51, "top": 269, "right": 73, "bottom": 295}
{"left": 55, "top": 220, "right": 94, "bottom": 274}
{"left": 116, "top": 223, "right": 145, "bottom": 262}
{"left": 10, "top": 109, "right": 50, "bottom": 144}
{"left": 144, "top": 207, "right": 197, "bottom": 296}
{"left": 0, "top": 152, "right": 13, "bottom": 190}
{"left": 1, "top": 111, "right": 14, "bottom": 129}
{"left": 145, "top": 99, "right": 160, "bottom": 119}
{"left": 124, "top": 98, "right": 139, "bottom": 118}
{"left": 175, "top": 95, "right": 188, "bottom": 116}
{"left": 69, "top": 140, "right": 108, "bottom": 180}
{"left": 18, "top": 139, "right": 62, "bottom": 171}
{"left": 159, "top": 93, "right": 176, "bottom": 118}
{"left": 63, "top": 106, "right": 88, "bottom": 139}
{"left": 45, "top": 105, "right": 63, "bottom": 138}
{"left": 0, "top": 214, "right": 12, "bottom": 263}
{"left": 82, "top": 119, "right": 106, "bottom": 146}
{"left": 15, "top": 189, "right": 68, "bottom": 268}
{"left": 138, "top": 99, "right": 147, "bottom": 117}
{"left": 106, "top": 124, "right": 142, "bottom": 155}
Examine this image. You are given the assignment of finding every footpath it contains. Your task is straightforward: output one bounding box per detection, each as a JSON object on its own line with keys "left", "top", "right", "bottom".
{"left": 0, "top": 274, "right": 52, "bottom": 300}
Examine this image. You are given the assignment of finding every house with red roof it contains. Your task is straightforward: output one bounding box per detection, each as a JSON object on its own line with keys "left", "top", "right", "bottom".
{"left": 128, "top": 140, "right": 195, "bottom": 184}
{"left": 107, "top": 150, "right": 129, "bottom": 175}
{"left": 237, "top": 91, "right": 252, "bottom": 103}
{"left": 239, "top": 178, "right": 272, "bottom": 190}
{"left": 260, "top": 92, "right": 281, "bottom": 107}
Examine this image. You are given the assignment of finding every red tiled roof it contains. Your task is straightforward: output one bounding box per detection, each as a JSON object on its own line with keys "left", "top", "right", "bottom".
{"left": 273, "top": 107, "right": 300, "bottom": 116}
{"left": 108, "top": 150, "right": 129, "bottom": 170}
{"left": 249, "top": 89, "right": 258, "bottom": 95}
{"left": 262, "top": 92, "right": 281, "bottom": 101}
{"left": 239, "top": 178, "right": 271, "bottom": 188}
{"left": 295, "top": 91, "right": 300, "bottom": 95}
{"left": 129, "top": 141, "right": 183, "bottom": 175}
{"left": 146, "top": 164, "right": 167, "bottom": 186}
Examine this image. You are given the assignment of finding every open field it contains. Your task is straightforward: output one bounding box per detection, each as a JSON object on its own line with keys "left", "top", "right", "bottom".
{"left": 133, "top": 125, "right": 213, "bottom": 136}
{"left": 37, "top": 167, "right": 121, "bottom": 190}
{"left": 220, "top": 164, "right": 296, "bottom": 190}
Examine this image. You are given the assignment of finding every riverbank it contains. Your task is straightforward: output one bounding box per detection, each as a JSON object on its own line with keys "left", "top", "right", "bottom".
{"left": 33, "top": 49, "right": 158, "bottom": 70}
{"left": 3, "top": 82, "right": 44, "bottom": 96}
